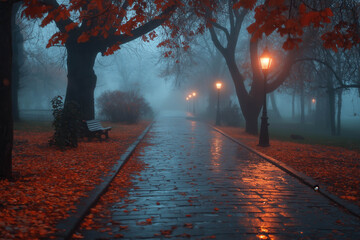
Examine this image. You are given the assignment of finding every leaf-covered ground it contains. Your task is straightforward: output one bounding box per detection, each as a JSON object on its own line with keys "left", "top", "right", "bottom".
{"left": 217, "top": 126, "right": 360, "bottom": 207}
{"left": 74, "top": 143, "right": 149, "bottom": 239}
{"left": 0, "top": 121, "right": 149, "bottom": 239}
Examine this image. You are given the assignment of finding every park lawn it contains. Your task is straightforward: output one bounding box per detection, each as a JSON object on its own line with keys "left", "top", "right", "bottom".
{"left": 267, "top": 121, "right": 360, "bottom": 151}
{"left": 217, "top": 126, "right": 360, "bottom": 207}
{"left": 0, "top": 121, "right": 150, "bottom": 239}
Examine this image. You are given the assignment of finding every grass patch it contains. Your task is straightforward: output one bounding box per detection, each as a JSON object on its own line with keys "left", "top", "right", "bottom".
{"left": 14, "top": 121, "right": 53, "bottom": 132}
{"left": 267, "top": 121, "right": 360, "bottom": 151}
{"left": 235, "top": 119, "right": 360, "bottom": 151}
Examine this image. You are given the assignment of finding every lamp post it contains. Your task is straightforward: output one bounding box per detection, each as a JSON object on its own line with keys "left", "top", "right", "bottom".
{"left": 311, "top": 97, "right": 316, "bottom": 117}
{"left": 258, "top": 47, "right": 272, "bottom": 147}
{"left": 188, "top": 94, "right": 192, "bottom": 114}
{"left": 192, "top": 92, "right": 197, "bottom": 114}
{"left": 186, "top": 97, "right": 189, "bottom": 111}
{"left": 215, "top": 82, "right": 222, "bottom": 125}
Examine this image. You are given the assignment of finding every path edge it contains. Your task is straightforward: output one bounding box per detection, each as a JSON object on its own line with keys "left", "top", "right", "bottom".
{"left": 210, "top": 124, "right": 360, "bottom": 220}
{"left": 55, "top": 122, "right": 154, "bottom": 239}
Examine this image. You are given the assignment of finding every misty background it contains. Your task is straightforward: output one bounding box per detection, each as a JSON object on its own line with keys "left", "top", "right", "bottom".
{"left": 15, "top": 11, "right": 360, "bottom": 138}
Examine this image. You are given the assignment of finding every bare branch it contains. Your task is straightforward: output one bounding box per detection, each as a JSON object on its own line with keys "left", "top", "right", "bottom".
{"left": 228, "top": 0, "right": 234, "bottom": 33}
{"left": 102, "top": 4, "right": 177, "bottom": 51}
{"left": 211, "top": 21, "right": 231, "bottom": 41}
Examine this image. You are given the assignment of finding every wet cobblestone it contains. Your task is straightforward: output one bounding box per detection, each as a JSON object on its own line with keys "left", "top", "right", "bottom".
{"left": 79, "top": 112, "right": 360, "bottom": 239}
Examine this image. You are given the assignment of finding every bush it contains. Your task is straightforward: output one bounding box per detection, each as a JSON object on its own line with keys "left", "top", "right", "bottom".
{"left": 49, "top": 96, "right": 82, "bottom": 149}
{"left": 97, "top": 90, "right": 153, "bottom": 123}
{"left": 221, "top": 100, "right": 243, "bottom": 126}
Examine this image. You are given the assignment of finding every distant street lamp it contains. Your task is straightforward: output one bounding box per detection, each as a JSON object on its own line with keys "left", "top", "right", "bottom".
{"left": 215, "top": 82, "right": 222, "bottom": 125}
{"left": 192, "top": 92, "right": 197, "bottom": 114}
{"left": 311, "top": 97, "right": 316, "bottom": 113}
{"left": 258, "top": 47, "right": 272, "bottom": 147}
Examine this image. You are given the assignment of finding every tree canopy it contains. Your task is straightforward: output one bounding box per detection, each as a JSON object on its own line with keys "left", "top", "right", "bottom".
{"left": 21, "top": 0, "right": 359, "bottom": 54}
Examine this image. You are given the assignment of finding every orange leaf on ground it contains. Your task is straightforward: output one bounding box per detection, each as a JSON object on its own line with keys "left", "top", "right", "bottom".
{"left": 1, "top": 121, "right": 150, "bottom": 239}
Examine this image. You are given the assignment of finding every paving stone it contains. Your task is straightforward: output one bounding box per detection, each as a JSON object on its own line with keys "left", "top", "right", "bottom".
{"left": 78, "top": 112, "right": 360, "bottom": 239}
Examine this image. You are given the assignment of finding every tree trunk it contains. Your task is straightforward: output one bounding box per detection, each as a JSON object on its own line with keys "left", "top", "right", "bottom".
{"left": 243, "top": 107, "right": 260, "bottom": 134}
{"left": 336, "top": 89, "right": 343, "bottom": 136}
{"left": 223, "top": 50, "right": 262, "bottom": 134}
{"left": 328, "top": 88, "right": 336, "bottom": 136}
{"left": 270, "top": 92, "right": 281, "bottom": 120}
{"left": 0, "top": 2, "right": 14, "bottom": 179}
{"left": 11, "top": 3, "right": 22, "bottom": 121}
{"left": 65, "top": 44, "right": 98, "bottom": 120}
{"left": 292, "top": 88, "right": 296, "bottom": 120}
{"left": 300, "top": 81, "right": 305, "bottom": 124}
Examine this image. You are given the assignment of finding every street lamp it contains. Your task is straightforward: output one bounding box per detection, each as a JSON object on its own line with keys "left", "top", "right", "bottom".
{"left": 215, "top": 82, "right": 222, "bottom": 125}
{"left": 258, "top": 47, "right": 272, "bottom": 147}
{"left": 192, "top": 92, "right": 197, "bottom": 114}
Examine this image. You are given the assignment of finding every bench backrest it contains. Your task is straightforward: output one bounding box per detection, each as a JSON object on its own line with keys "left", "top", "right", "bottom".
{"left": 86, "top": 120, "right": 104, "bottom": 131}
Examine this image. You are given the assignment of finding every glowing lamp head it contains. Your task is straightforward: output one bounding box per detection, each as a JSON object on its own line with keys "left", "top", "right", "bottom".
{"left": 259, "top": 47, "right": 272, "bottom": 70}
{"left": 186, "top": 97, "right": 189, "bottom": 101}
{"left": 216, "top": 82, "right": 222, "bottom": 90}
{"left": 192, "top": 92, "right": 196, "bottom": 97}
{"left": 188, "top": 94, "right": 192, "bottom": 98}
{"left": 312, "top": 98, "right": 316, "bottom": 104}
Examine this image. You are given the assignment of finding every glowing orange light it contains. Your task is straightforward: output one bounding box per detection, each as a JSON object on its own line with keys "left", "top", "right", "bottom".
{"left": 186, "top": 97, "right": 189, "bottom": 101}
{"left": 257, "top": 234, "right": 268, "bottom": 239}
{"left": 312, "top": 98, "right": 316, "bottom": 104}
{"left": 259, "top": 47, "right": 272, "bottom": 70}
{"left": 188, "top": 94, "right": 192, "bottom": 98}
{"left": 192, "top": 92, "right": 196, "bottom": 97}
{"left": 216, "top": 82, "right": 222, "bottom": 89}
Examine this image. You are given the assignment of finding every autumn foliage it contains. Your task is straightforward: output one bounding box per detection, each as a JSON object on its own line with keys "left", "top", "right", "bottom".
{"left": 77, "top": 148, "right": 148, "bottom": 238}
{"left": 19, "top": 0, "right": 357, "bottom": 55}
{"left": 246, "top": 2, "right": 333, "bottom": 49}
{"left": 218, "top": 126, "right": 360, "bottom": 207}
{"left": 0, "top": 121, "right": 149, "bottom": 239}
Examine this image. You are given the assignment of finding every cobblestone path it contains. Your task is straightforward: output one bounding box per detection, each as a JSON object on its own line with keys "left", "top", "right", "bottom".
{"left": 80, "top": 112, "right": 360, "bottom": 239}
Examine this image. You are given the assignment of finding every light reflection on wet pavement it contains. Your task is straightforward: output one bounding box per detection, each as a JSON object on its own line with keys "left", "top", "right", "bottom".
{"left": 80, "top": 111, "right": 360, "bottom": 239}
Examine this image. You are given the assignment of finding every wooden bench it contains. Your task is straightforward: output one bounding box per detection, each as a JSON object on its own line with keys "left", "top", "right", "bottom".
{"left": 83, "top": 120, "right": 112, "bottom": 140}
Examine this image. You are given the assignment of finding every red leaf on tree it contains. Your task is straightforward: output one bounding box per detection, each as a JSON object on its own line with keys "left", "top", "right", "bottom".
{"left": 65, "top": 23, "right": 78, "bottom": 32}
{"left": 77, "top": 32, "right": 90, "bottom": 43}
{"left": 233, "top": 0, "right": 257, "bottom": 10}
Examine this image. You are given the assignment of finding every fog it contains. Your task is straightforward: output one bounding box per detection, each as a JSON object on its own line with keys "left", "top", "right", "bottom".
{"left": 15, "top": 14, "right": 360, "bottom": 139}
{"left": 18, "top": 22, "right": 188, "bottom": 117}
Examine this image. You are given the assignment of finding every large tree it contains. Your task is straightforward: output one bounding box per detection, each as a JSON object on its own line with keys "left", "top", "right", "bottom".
{"left": 0, "top": 0, "right": 212, "bottom": 179}
{"left": 160, "top": 0, "right": 359, "bottom": 134}
{"left": 0, "top": 0, "right": 16, "bottom": 179}
{"left": 22, "top": 0, "right": 180, "bottom": 120}
{"left": 206, "top": 5, "right": 300, "bottom": 134}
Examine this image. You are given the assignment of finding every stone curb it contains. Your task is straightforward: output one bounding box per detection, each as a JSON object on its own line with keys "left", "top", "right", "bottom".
{"left": 55, "top": 122, "right": 154, "bottom": 239}
{"left": 210, "top": 125, "right": 360, "bottom": 220}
